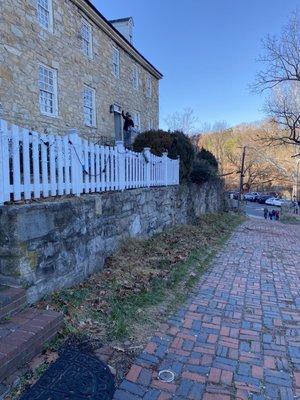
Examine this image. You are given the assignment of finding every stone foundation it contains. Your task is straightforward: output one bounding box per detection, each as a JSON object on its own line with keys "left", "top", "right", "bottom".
{"left": 0, "top": 183, "right": 225, "bottom": 303}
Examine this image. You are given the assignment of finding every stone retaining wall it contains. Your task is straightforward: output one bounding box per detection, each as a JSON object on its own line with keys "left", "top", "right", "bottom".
{"left": 0, "top": 183, "right": 225, "bottom": 303}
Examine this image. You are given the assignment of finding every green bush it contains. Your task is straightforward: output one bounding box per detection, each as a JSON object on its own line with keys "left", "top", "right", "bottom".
{"left": 190, "top": 148, "right": 219, "bottom": 184}
{"left": 133, "top": 130, "right": 195, "bottom": 181}
{"left": 133, "top": 130, "right": 172, "bottom": 156}
{"left": 196, "top": 148, "right": 218, "bottom": 170}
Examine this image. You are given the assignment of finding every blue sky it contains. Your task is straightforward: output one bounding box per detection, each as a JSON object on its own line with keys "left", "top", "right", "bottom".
{"left": 92, "top": 0, "right": 299, "bottom": 129}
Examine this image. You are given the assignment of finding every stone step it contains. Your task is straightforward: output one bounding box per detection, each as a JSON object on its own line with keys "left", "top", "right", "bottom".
{"left": 0, "top": 308, "right": 64, "bottom": 382}
{"left": 0, "top": 286, "right": 27, "bottom": 320}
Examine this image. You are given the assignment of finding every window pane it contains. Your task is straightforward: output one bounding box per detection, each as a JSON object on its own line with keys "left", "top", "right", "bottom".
{"left": 81, "top": 21, "right": 92, "bottom": 57}
{"left": 113, "top": 49, "right": 119, "bottom": 77}
{"left": 39, "top": 65, "right": 56, "bottom": 116}
{"left": 37, "top": 0, "right": 51, "bottom": 30}
{"left": 83, "top": 87, "right": 95, "bottom": 126}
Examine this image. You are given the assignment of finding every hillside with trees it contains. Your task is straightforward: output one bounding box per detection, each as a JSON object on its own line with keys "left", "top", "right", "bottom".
{"left": 196, "top": 120, "right": 297, "bottom": 195}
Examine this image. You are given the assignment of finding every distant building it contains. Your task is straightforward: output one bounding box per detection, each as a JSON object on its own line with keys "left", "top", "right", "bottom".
{"left": 0, "top": 0, "right": 162, "bottom": 141}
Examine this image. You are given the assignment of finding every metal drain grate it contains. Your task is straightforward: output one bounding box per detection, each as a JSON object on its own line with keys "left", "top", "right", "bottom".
{"left": 20, "top": 346, "right": 115, "bottom": 400}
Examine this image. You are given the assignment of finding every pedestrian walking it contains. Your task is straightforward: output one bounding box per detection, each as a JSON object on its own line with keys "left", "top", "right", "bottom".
{"left": 263, "top": 207, "right": 268, "bottom": 220}
{"left": 275, "top": 210, "right": 280, "bottom": 221}
{"left": 269, "top": 211, "right": 273, "bottom": 220}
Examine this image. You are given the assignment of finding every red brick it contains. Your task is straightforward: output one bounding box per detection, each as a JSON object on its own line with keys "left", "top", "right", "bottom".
{"left": 152, "top": 379, "right": 177, "bottom": 393}
{"left": 171, "top": 337, "right": 183, "bottom": 349}
{"left": 208, "top": 367, "right": 221, "bottom": 384}
{"left": 183, "top": 319, "right": 193, "bottom": 329}
{"left": 236, "top": 389, "right": 249, "bottom": 400}
{"left": 145, "top": 342, "right": 157, "bottom": 355}
{"left": 221, "top": 370, "right": 233, "bottom": 385}
{"left": 201, "top": 354, "right": 213, "bottom": 366}
{"left": 203, "top": 394, "right": 231, "bottom": 400}
{"left": 294, "top": 372, "right": 300, "bottom": 388}
{"left": 126, "top": 365, "right": 142, "bottom": 382}
{"left": 168, "top": 326, "right": 179, "bottom": 335}
{"left": 182, "top": 371, "right": 206, "bottom": 383}
{"left": 220, "top": 326, "right": 230, "bottom": 336}
{"left": 264, "top": 355, "right": 276, "bottom": 369}
{"left": 188, "top": 357, "right": 200, "bottom": 365}
{"left": 252, "top": 365, "right": 263, "bottom": 379}
{"left": 158, "top": 392, "right": 173, "bottom": 400}
{"left": 194, "top": 346, "right": 215, "bottom": 355}
{"left": 207, "top": 334, "right": 218, "bottom": 344}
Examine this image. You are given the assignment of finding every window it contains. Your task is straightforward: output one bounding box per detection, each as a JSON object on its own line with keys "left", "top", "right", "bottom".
{"left": 83, "top": 86, "right": 96, "bottom": 127}
{"left": 37, "top": 0, "right": 53, "bottom": 32}
{"left": 146, "top": 75, "right": 152, "bottom": 98}
{"left": 81, "top": 19, "right": 93, "bottom": 58}
{"left": 132, "top": 65, "right": 139, "bottom": 90}
{"left": 112, "top": 47, "right": 120, "bottom": 78}
{"left": 147, "top": 118, "right": 153, "bottom": 131}
{"left": 133, "top": 112, "right": 141, "bottom": 132}
{"left": 39, "top": 65, "right": 58, "bottom": 117}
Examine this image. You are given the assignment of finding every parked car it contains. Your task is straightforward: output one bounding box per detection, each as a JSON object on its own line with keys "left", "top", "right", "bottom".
{"left": 244, "top": 192, "right": 260, "bottom": 202}
{"left": 265, "top": 197, "right": 291, "bottom": 207}
{"left": 257, "top": 195, "right": 272, "bottom": 204}
{"left": 227, "top": 191, "right": 240, "bottom": 200}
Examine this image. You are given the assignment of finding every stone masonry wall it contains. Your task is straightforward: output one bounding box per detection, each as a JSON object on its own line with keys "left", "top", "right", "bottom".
{"left": 0, "top": 183, "right": 225, "bottom": 303}
{"left": 0, "top": 0, "right": 159, "bottom": 139}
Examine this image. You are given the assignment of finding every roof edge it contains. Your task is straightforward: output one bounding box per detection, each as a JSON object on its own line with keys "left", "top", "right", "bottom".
{"left": 109, "top": 17, "right": 133, "bottom": 25}
{"left": 72, "top": 0, "right": 163, "bottom": 79}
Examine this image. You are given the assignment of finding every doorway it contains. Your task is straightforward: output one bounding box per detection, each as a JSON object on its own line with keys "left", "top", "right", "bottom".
{"left": 113, "top": 104, "right": 122, "bottom": 141}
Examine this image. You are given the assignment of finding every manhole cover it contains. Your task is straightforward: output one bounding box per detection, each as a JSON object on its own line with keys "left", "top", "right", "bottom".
{"left": 20, "top": 345, "right": 115, "bottom": 400}
{"left": 158, "top": 370, "right": 175, "bottom": 383}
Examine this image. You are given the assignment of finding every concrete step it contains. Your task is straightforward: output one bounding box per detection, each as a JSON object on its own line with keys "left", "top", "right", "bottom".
{"left": 0, "top": 308, "right": 63, "bottom": 382}
{"left": 0, "top": 286, "right": 27, "bottom": 320}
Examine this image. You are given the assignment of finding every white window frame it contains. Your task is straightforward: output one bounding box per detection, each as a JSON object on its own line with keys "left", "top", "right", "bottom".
{"left": 83, "top": 85, "right": 96, "bottom": 127}
{"left": 146, "top": 75, "right": 152, "bottom": 98}
{"left": 133, "top": 112, "right": 141, "bottom": 132}
{"left": 39, "top": 64, "right": 58, "bottom": 117}
{"left": 112, "top": 47, "right": 120, "bottom": 78}
{"left": 147, "top": 118, "right": 153, "bottom": 131}
{"left": 132, "top": 65, "right": 139, "bottom": 90}
{"left": 37, "top": 0, "right": 53, "bottom": 33}
{"left": 81, "top": 19, "right": 93, "bottom": 59}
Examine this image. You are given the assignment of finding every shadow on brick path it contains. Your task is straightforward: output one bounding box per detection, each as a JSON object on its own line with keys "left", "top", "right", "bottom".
{"left": 114, "top": 219, "right": 300, "bottom": 400}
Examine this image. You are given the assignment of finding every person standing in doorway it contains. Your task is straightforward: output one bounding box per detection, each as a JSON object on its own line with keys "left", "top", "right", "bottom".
{"left": 122, "top": 111, "right": 134, "bottom": 148}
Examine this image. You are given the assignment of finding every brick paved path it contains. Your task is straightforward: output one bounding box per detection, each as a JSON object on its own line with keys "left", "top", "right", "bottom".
{"left": 114, "top": 219, "right": 300, "bottom": 400}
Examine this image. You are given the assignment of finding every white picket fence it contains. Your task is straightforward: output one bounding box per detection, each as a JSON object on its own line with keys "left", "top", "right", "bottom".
{"left": 0, "top": 120, "right": 180, "bottom": 204}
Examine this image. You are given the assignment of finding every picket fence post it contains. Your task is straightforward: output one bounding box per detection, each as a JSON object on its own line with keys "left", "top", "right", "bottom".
{"left": 116, "top": 141, "right": 125, "bottom": 191}
{"left": 143, "top": 147, "right": 151, "bottom": 188}
{"left": 69, "top": 130, "right": 83, "bottom": 196}
{"left": 177, "top": 156, "right": 180, "bottom": 184}
{"left": 0, "top": 120, "right": 10, "bottom": 205}
{"left": 162, "top": 152, "right": 168, "bottom": 186}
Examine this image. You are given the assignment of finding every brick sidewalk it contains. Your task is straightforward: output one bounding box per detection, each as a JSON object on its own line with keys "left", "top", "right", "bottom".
{"left": 114, "top": 219, "right": 300, "bottom": 400}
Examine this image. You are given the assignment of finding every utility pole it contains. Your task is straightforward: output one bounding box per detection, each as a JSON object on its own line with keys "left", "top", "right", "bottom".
{"left": 296, "top": 159, "right": 300, "bottom": 203}
{"left": 238, "top": 146, "right": 246, "bottom": 211}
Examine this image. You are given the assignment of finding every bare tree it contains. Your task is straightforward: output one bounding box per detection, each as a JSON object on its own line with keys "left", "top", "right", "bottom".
{"left": 264, "top": 83, "right": 300, "bottom": 145}
{"left": 255, "top": 13, "right": 300, "bottom": 91}
{"left": 254, "top": 13, "right": 300, "bottom": 147}
{"left": 164, "top": 107, "right": 198, "bottom": 134}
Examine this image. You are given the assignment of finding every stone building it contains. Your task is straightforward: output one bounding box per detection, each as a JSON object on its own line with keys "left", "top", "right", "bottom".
{"left": 0, "top": 0, "right": 163, "bottom": 141}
